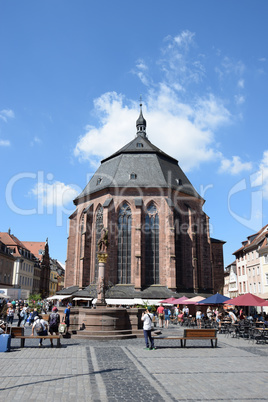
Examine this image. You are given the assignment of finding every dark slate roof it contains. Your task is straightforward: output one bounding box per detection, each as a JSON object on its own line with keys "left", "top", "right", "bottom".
{"left": 210, "top": 237, "right": 226, "bottom": 244}
{"left": 70, "top": 284, "right": 212, "bottom": 300}
{"left": 56, "top": 286, "right": 79, "bottom": 295}
{"left": 74, "top": 134, "right": 201, "bottom": 204}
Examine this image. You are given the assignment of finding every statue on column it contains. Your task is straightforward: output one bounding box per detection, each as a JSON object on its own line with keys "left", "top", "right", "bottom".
{"left": 96, "top": 228, "right": 109, "bottom": 306}
{"left": 97, "top": 227, "right": 109, "bottom": 253}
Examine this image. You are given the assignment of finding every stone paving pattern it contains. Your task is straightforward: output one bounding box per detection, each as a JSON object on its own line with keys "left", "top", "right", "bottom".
{"left": 1, "top": 324, "right": 268, "bottom": 401}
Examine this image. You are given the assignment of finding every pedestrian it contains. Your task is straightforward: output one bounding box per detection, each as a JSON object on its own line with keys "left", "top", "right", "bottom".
{"left": 31, "top": 315, "right": 48, "bottom": 347}
{"left": 141, "top": 306, "right": 156, "bottom": 350}
{"left": 21, "top": 304, "right": 29, "bottom": 327}
{"left": 48, "top": 307, "right": 60, "bottom": 348}
{"left": 196, "top": 308, "right": 202, "bottom": 328}
{"left": 17, "top": 304, "right": 24, "bottom": 327}
{"left": 156, "top": 304, "right": 164, "bottom": 328}
{"left": 64, "top": 303, "right": 71, "bottom": 333}
{"left": 183, "top": 305, "right": 189, "bottom": 316}
{"left": 6, "top": 305, "right": 15, "bottom": 325}
{"left": 164, "top": 307, "right": 171, "bottom": 328}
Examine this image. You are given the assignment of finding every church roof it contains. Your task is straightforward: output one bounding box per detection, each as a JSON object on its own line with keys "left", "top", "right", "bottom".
{"left": 74, "top": 110, "right": 202, "bottom": 204}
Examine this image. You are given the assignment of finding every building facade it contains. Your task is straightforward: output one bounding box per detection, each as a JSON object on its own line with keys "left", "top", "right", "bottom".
{"left": 233, "top": 224, "right": 268, "bottom": 300}
{"left": 0, "top": 240, "right": 15, "bottom": 287}
{"left": 65, "top": 108, "right": 225, "bottom": 298}
{"left": 23, "top": 240, "right": 51, "bottom": 298}
{"left": 0, "top": 231, "right": 37, "bottom": 299}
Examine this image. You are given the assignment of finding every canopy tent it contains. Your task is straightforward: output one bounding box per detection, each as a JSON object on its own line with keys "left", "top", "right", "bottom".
{"left": 171, "top": 296, "right": 189, "bottom": 304}
{"left": 224, "top": 293, "right": 266, "bottom": 306}
{"left": 182, "top": 296, "right": 205, "bottom": 305}
{"left": 46, "top": 295, "right": 72, "bottom": 300}
{"left": 198, "top": 293, "right": 230, "bottom": 305}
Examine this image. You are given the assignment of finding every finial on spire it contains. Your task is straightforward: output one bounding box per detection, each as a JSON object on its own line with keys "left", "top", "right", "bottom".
{"left": 136, "top": 96, "right": 147, "bottom": 138}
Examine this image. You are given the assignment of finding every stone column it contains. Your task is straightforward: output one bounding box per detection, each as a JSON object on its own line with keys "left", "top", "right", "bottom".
{"left": 96, "top": 252, "right": 108, "bottom": 306}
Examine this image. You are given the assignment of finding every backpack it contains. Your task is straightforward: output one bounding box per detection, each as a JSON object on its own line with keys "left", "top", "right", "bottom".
{"left": 49, "top": 313, "right": 59, "bottom": 327}
{"left": 20, "top": 310, "right": 25, "bottom": 318}
{"left": 35, "top": 319, "right": 44, "bottom": 333}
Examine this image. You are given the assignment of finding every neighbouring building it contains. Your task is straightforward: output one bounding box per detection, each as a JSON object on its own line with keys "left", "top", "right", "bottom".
{"left": 23, "top": 240, "right": 51, "bottom": 298}
{"left": 0, "top": 240, "right": 15, "bottom": 287}
{"left": 0, "top": 231, "right": 37, "bottom": 299}
{"left": 64, "top": 107, "right": 225, "bottom": 301}
{"left": 49, "top": 259, "right": 65, "bottom": 296}
{"left": 223, "top": 261, "right": 238, "bottom": 299}
{"left": 233, "top": 224, "right": 268, "bottom": 300}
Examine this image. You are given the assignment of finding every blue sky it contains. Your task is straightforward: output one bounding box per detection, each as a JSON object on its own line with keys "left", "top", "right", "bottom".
{"left": 0, "top": 1, "right": 268, "bottom": 268}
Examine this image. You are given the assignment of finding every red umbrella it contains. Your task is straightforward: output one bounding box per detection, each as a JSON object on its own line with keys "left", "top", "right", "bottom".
{"left": 224, "top": 293, "right": 266, "bottom": 306}
{"left": 260, "top": 300, "right": 268, "bottom": 306}
{"left": 159, "top": 297, "right": 177, "bottom": 304}
{"left": 171, "top": 296, "right": 189, "bottom": 304}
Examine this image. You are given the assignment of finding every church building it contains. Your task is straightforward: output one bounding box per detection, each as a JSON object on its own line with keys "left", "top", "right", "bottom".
{"left": 64, "top": 105, "right": 224, "bottom": 300}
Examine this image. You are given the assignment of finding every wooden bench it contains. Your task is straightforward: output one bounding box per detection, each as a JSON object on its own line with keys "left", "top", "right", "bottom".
{"left": 152, "top": 328, "right": 218, "bottom": 348}
{"left": 10, "top": 328, "right": 61, "bottom": 348}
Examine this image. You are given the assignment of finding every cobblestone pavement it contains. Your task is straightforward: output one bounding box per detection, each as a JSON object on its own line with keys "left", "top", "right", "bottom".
{"left": 1, "top": 324, "right": 268, "bottom": 401}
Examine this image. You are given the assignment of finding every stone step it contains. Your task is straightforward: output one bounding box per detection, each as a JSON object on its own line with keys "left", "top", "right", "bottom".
{"left": 73, "top": 332, "right": 137, "bottom": 340}
{"left": 76, "top": 329, "right": 133, "bottom": 336}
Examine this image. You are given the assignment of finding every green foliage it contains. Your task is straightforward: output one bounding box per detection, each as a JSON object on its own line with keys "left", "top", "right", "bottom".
{"left": 27, "top": 293, "right": 42, "bottom": 312}
{"left": 136, "top": 301, "right": 157, "bottom": 312}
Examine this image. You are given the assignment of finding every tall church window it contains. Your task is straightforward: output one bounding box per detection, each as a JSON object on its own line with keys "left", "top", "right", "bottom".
{"left": 117, "top": 203, "right": 132, "bottom": 284}
{"left": 145, "top": 203, "right": 159, "bottom": 284}
{"left": 94, "top": 205, "right": 103, "bottom": 281}
{"left": 80, "top": 212, "right": 85, "bottom": 259}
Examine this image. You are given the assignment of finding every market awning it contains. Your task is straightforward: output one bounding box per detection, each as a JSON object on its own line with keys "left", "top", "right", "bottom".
{"left": 73, "top": 297, "right": 93, "bottom": 301}
{"left": 105, "top": 298, "right": 143, "bottom": 305}
{"left": 46, "top": 295, "right": 72, "bottom": 300}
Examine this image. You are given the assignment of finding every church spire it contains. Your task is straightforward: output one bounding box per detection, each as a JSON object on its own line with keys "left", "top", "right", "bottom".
{"left": 136, "top": 97, "right": 147, "bottom": 138}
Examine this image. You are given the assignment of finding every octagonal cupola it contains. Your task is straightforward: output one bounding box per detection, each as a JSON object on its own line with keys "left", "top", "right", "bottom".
{"left": 136, "top": 102, "right": 147, "bottom": 138}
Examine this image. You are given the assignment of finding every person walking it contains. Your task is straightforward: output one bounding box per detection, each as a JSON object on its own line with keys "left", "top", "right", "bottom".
{"left": 64, "top": 304, "right": 71, "bottom": 333}
{"left": 156, "top": 304, "right": 164, "bottom": 328}
{"left": 196, "top": 308, "right": 202, "bottom": 328}
{"left": 164, "top": 307, "right": 171, "bottom": 328}
{"left": 6, "top": 305, "right": 15, "bottom": 325}
{"left": 141, "top": 306, "right": 156, "bottom": 350}
{"left": 21, "top": 304, "right": 29, "bottom": 327}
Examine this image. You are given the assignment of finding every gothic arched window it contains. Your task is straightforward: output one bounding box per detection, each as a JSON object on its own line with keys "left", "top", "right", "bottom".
{"left": 117, "top": 203, "right": 132, "bottom": 284}
{"left": 94, "top": 205, "right": 103, "bottom": 281}
{"left": 145, "top": 203, "right": 159, "bottom": 284}
{"left": 80, "top": 212, "right": 85, "bottom": 259}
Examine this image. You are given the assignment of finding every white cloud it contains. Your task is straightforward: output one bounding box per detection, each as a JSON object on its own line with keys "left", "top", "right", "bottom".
{"left": 74, "top": 32, "right": 250, "bottom": 174}
{"left": 0, "top": 139, "right": 11, "bottom": 146}
{"left": 218, "top": 156, "right": 252, "bottom": 175}
{"left": 30, "top": 136, "right": 42, "bottom": 147}
{"left": 173, "top": 30, "right": 195, "bottom": 49}
{"left": 237, "top": 79, "right": 244, "bottom": 88}
{"left": 0, "top": 109, "right": 15, "bottom": 123}
{"left": 252, "top": 150, "right": 268, "bottom": 199}
{"left": 235, "top": 95, "right": 245, "bottom": 105}
{"left": 31, "top": 181, "right": 79, "bottom": 207}
{"left": 132, "top": 59, "right": 150, "bottom": 86}
{"left": 74, "top": 87, "right": 231, "bottom": 172}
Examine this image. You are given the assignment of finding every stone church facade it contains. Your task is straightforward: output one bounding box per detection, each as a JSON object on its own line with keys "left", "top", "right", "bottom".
{"left": 65, "top": 107, "right": 224, "bottom": 298}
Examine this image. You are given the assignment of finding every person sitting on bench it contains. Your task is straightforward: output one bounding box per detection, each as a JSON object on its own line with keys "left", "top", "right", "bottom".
{"left": 31, "top": 315, "right": 48, "bottom": 347}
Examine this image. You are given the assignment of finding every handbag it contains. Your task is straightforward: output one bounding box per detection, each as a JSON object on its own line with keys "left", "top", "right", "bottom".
{"left": 58, "top": 323, "right": 67, "bottom": 334}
